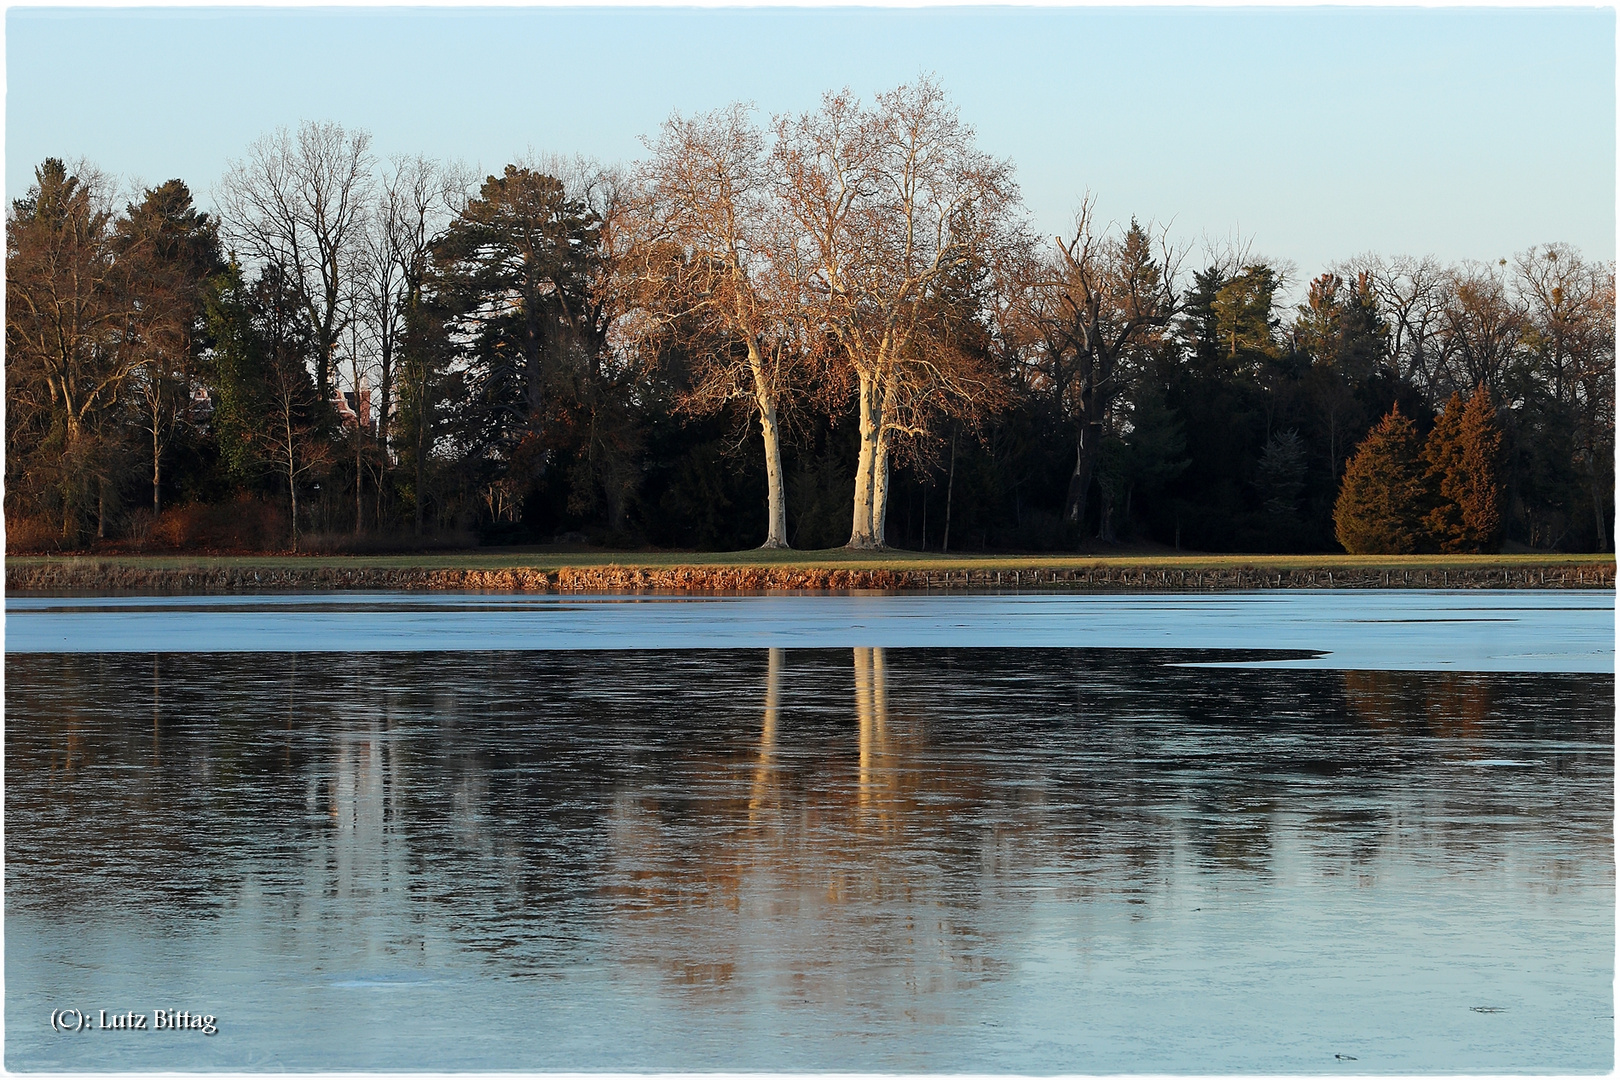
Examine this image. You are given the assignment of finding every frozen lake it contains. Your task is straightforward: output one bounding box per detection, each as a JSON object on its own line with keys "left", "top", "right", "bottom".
{"left": 6, "top": 588, "right": 1614, "bottom": 672}
{"left": 4, "top": 591, "right": 1614, "bottom": 1072}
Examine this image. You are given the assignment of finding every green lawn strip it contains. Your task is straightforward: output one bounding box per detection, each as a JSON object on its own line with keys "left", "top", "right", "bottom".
{"left": 9, "top": 550, "right": 1614, "bottom": 575}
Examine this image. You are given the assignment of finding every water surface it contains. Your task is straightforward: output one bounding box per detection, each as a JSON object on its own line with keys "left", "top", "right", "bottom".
{"left": 6, "top": 643, "right": 1612, "bottom": 1072}
{"left": 7, "top": 589, "right": 1613, "bottom": 671}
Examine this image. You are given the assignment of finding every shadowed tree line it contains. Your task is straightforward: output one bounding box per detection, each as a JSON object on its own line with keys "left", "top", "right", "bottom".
{"left": 7, "top": 83, "right": 1614, "bottom": 554}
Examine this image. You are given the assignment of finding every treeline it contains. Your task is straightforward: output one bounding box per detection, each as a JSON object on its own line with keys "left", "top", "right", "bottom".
{"left": 7, "top": 80, "right": 1614, "bottom": 554}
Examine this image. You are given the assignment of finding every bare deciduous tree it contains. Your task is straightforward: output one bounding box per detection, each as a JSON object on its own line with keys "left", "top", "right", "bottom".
{"left": 1433, "top": 260, "right": 1524, "bottom": 397}
{"left": 1342, "top": 253, "right": 1446, "bottom": 394}
{"left": 243, "top": 265, "right": 332, "bottom": 553}
{"left": 1516, "top": 244, "right": 1615, "bottom": 548}
{"left": 218, "top": 121, "right": 375, "bottom": 410}
{"left": 1023, "top": 197, "right": 1180, "bottom": 532}
{"left": 776, "top": 78, "right": 1019, "bottom": 549}
{"left": 367, "top": 155, "right": 469, "bottom": 533}
{"left": 1516, "top": 243, "right": 1607, "bottom": 405}
{"left": 638, "top": 104, "right": 804, "bottom": 548}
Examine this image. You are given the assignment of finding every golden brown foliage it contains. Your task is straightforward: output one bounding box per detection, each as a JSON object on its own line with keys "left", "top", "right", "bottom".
{"left": 1421, "top": 386, "right": 1503, "bottom": 553}
{"left": 1333, "top": 405, "right": 1428, "bottom": 554}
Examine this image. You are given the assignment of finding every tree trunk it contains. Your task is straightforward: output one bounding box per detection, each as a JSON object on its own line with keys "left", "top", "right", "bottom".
{"left": 316, "top": 343, "right": 332, "bottom": 422}
{"left": 414, "top": 370, "right": 428, "bottom": 538}
{"left": 414, "top": 441, "right": 425, "bottom": 537}
{"left": 152, "top": 418, "right": 162, "bottom": 517}
{"left": 1098, "top": 492, "right": 1117, "bottom": 544}
{"left": 287, "top": 420, "right": 300, "bottom": 553}
{"left": 920, "top": 486, "right": 928, "bottom": 551}
{"left": 872, "top": 416, "right": 892, "bottom": 548}
{"left": 289, "top": 474, "right": 299, "bottom": 553}
{"left": 523, "top": 305, "right": 546, "bottom": 456}
{"left": 1064, "top": 420, "right": 1103, "bottom": 533}
{"left": 847, "top": 375, "right": 882, "bottom": 548}
{"left": 354, "top": 431, "right": 363, "bottom": 537}
{"left": 750, "top": 346, "right": 789, "bottom": 549}
{"left": 378, "top": 336, "right": 393, "bottom": 527}
{"left": 1588, "top": 452, "right": 1610, "bottom": 552}
{"left": 1328, "top": 409, "right": 1340, "bottom": 484}
{"left": 943, "top": 431, "right": 957, "bottom": 554}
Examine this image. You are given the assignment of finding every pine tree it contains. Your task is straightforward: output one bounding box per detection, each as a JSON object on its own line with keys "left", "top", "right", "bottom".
{"left": 1333, "top": 404, "right": 1428, "bottom": 554}
{"left": 1422, "top": 385, "right": 1503, "bottom": 552}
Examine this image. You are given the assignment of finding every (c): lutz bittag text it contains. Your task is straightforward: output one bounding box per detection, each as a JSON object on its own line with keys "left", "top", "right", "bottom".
{"left": 51, "top": 1009, "right": 218, "bottom": 1035}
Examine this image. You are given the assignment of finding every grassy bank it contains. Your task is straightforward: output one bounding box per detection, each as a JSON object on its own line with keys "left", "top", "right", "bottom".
{"left": 8, "top": 548, "right": 1618, "bottom": 572}
{"left": 7, "top": 549, "right": 1614, "bottom": 593}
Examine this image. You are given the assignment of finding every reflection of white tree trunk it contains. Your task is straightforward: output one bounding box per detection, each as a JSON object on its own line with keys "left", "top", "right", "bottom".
{"left": 312, "top": 706, "right": 412, "bottom": 916}
{"left": 749, "top": 647, "right": 783, "bottom": 818}
{"left": 853, "top": 647, "right": 889, "bottom": 815}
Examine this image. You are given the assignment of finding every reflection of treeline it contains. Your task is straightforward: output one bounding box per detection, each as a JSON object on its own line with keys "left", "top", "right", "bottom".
{"left": 8, "top": 649, "right": 1611, "bottom": 928}
{"left": 7, "top": 80, "right": 1613, "bottom": 554}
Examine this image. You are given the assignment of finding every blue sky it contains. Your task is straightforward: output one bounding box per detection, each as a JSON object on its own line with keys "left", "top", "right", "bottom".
{"left": 7, "top": 5, "right": 1615, "bottom": 284}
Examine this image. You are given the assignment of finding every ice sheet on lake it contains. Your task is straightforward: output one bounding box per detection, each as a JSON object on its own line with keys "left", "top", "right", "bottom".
{"left": 6, "top": 590, "right": 1613, "bottom": 673}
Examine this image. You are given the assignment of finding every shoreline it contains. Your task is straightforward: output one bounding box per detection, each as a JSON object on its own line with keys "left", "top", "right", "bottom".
{"left": 7, "top": 555, "right": 1614, "bottom": 594}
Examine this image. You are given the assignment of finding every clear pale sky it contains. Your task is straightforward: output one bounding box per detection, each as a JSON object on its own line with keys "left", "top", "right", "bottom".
{"left": 7, "top": 5, "right": 1616, "bottom": 284}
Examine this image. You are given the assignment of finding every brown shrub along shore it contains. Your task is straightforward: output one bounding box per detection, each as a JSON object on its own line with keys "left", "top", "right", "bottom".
{"left": 6, "top": 560, "right": 1613, "bottom": 594}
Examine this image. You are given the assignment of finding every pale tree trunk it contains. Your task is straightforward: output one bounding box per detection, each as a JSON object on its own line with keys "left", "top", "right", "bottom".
{"left": 872, "top": 419, "right": 891, "bottom": 548}
{"left": 848, "top": 374, "right": 882, "bottom": 548}
{"left": 1064, "top": 420, "right": 1103, "bottom": 532}
{"left": 59, "top": 406, "right": 80, "bottom": 540}
{"left": 748, "top": 344, "right": 789, "bottom": 548}
{"left": 289, "top": 471, "right": 300, "bottom": 553}
{"left": 150, "top": 384, "right": 164, "bottom": 516}
{"left": 870, "top": 370, "right": 895, "bottom": 547}
{"left": 377, "top": 339, "right": 393, "bottom": 530}
{"left": 152, "top": 411, "right": 162, "bottom": 516}
{"left": 285, "top": 416, "right": 301, "bottom": 554}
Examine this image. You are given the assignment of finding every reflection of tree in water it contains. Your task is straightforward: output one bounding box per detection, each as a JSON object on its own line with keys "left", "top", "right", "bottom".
{"left": 1334, "top": 668, "right": 1611, "bottom": 882}
{"left": 6, "top": 653, "right": 257, "bottom": 915}
{"left": 1341, "top": 669, "right": 1491, "bottom": 741}
{"left": 6, "top": 650, "right": 1611, "bottom": 993}
{"left": 601, "top": 647, "right": 1009, "bottom": 1006}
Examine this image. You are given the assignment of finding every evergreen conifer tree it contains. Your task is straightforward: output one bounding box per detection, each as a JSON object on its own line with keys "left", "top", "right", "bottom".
{"left": 1422, "top": 385, "right": 1503, "bottom": 552}
{"left": 1333, "top": 404, "right": 1427, "bottom": 554}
